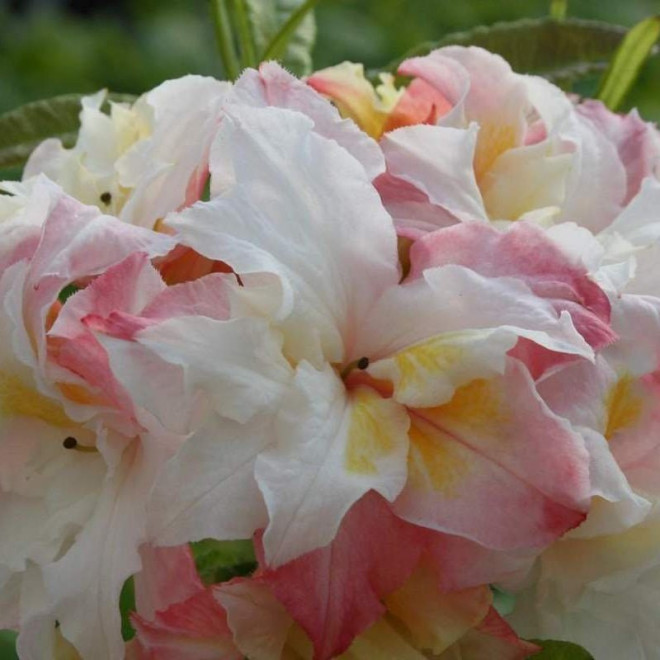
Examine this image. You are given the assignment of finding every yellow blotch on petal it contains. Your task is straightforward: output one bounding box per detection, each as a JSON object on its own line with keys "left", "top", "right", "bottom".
{"left": 393, "top": 337, "right": 464, "bottom": 397}
{"left": 0, "top": 371, "right": 70, "bottom": 427}
{"left": 407, "top": 416, "right": 470, "bottom": 496}
{"left": 605, "top": 375, "right": 644, "bottom": 440}
{"left": 406, "top": 378, "right": 509, "bottom": 495}
{"left": 435, "top": 378, "right": 510, "bottom": 431}
{"left": 58, "top": 382, "right": 104, "bottom": 407}
{"left": 474, "top": 122, "right": 517, "bottom": 182}
{"left": 345, "top": 387, "right": 408, "bottom": 475}
{"left": 54, "top": 628, "right": 82, "bottom": 660}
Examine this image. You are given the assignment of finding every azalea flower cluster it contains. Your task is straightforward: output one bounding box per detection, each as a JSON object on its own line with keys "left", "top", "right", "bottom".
{"left": 1, "top": 46, "right": 660, "bottom": 660}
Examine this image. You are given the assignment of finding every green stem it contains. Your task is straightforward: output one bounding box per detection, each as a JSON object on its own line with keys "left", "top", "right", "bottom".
{"left": 550, "top": 0, "right": 567, "bottom": 20}
{"left": 210, "top": 0, "right": 240, "bottom": 80}
{"left": 597, "top": 15, "right": 660, "bottom": 110}
{"left": 260, "top": 0, "right": 321, "bottom": 62}
{"left": 231, "top": 0, "right": 258, "bottom": 69}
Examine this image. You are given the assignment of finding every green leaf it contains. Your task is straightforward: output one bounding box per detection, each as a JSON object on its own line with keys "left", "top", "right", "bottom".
{"left": 385, "top": 18, "right": 637, "bottom": 87}
{"left": 530, "top": 639, "right": 594, "bottom": 659}
{"left": 0, "top": 631, "right": 18, "bottom": 660}
{"left": 0, "top": 94, "right": 81, "bottom": 170}
{"left": 247, "top": 0, "right": 318, "bottom": 76}
{"left": 190, "top": 539, "right": 257, "bottom": 586}
{"left": 597, "top": 15, "right": 660, "bottom": 111}
{"left": 119, "top": 577, "right": 136, "bottom": 642}
{"left": 0, "top": 166, "right": 22, "bottom": 183}
{"left": 0, "top": 92, "right": 136, "bottom": 172}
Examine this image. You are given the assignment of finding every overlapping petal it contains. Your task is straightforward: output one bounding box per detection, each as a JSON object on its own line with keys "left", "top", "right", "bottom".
{"left": 256, "top": 363, "right": 410, "bottom": 566}
{"left": 231, "top": 62, "right": 385, "bottom": 181}
{"left": 394, "top": 357, "right": 590, "bottom": 549}
{"left": 0, "top": 183, "right": 179, "bottom": 659}
{"left": 168, "top": 104, "right": 399, "bottom": 367}
{"left": 24, "top": 77, "right": 229, "bottom": 228}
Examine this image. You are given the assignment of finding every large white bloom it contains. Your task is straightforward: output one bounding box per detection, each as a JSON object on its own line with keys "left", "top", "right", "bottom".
{"left": 92, "top": 101, "right": 596, "bottom": 574}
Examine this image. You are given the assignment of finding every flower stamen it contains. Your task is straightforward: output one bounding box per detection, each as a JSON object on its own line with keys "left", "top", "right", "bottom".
{"left": 341, "top": 357, "right": 370, "bottom": 380}
{"left": 62, "top": 436, "right": 97, "bottom": 453}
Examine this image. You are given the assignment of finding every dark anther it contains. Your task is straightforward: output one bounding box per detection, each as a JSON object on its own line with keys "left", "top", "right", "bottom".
{"left": 357, "top": 357, "right": 370, "bottom": 370}
{"left": 100, "top": 191, "right": 112, "bottom": 205}
{"left": 62, "top": 436, "right": 78, "bottom": 449}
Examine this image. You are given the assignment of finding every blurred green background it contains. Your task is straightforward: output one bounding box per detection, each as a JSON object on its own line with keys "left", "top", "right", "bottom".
{"left": 0, "top": 0, "right": 658, "bottom": 119}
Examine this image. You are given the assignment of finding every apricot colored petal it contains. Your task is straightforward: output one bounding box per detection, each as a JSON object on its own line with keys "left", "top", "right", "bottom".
{"left": 397, "top": 51, "right": 470, "bottom": 128}
{"left": 341, "top": 619, "right": 426, "bottom": 660}
{"left": 427, "top": 46, "right": 526, "bottom": 129}
{"left": 451, "top": 608, "right": 540, "bottom": 659}
{"left": 384, "top": 563, "right": 492, "bottom": 654}
{"left": 215, "top": 578, "right": 293, "bottom": 660}
{"left": 384, "top": 78, "right": 453, "bottom": 132}
{"left": 399, "top": 47, "right": 529, "bottom": 178}
{"left": 234, "top": 61, "right": 384, "bottom": 180}
{"left": 307, "top": 62, "right": 393, "bottom": 139}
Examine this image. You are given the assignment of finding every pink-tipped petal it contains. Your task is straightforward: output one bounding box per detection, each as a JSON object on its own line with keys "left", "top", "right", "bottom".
{"left": 410, "top": 221, "right": 615, "bottom": 351}
{"left": 258, "top": 492, "right": 428, "bottom": 660}
{"left": 395, "top": 358, "right": 590, "bottom": 550}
